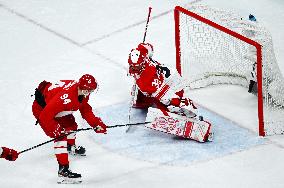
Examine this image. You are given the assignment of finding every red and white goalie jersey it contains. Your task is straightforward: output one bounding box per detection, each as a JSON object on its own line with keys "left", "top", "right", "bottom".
{"left": 128, "top": 43, "right": 197, "bottom": 117}
{"left": 133, "top": 58, "right": 164, "bottom": 95}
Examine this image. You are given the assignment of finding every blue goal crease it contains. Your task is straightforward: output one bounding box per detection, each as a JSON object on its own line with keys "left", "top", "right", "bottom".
{"left": 91, "top": 102, "right": 266, "bottom": 166}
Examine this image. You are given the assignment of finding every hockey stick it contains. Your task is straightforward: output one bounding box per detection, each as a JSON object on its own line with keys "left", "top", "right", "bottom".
{"left": 143, "top": 7, "right": 152, "bottom": 43}
{"left": 126, "top": 7, "right": 152, "bottom": 133}
{"left": 125, "top": 83, "right": 138, "bottom": 133}
{"left": 19, "top": 121, "right": 150, "bottom": 154}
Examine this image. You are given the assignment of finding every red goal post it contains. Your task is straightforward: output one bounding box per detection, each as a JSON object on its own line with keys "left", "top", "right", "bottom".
{"left": 174, "top": 5, "right": 284, "bottom": 136}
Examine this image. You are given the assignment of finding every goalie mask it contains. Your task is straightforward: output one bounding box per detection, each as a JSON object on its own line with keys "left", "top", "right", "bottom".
{"left": 128, "top": 43, "right": 154, "bottom": 75}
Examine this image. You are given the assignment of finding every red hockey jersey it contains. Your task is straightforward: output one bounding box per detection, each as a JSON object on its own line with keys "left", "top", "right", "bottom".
{"left": 136, "top": 61, "right": 164, "bottom": 95}
{"left": 35, "top": 80, "right": 102, "bottom": 134}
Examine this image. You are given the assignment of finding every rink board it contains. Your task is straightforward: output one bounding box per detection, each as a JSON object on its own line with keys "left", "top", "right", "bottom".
{"left": 91, "top": 102, "right": 265, "bottom": 166}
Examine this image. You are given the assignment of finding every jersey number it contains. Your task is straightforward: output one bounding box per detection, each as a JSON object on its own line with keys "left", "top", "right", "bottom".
{"left": 60, "top": 94, "right": 71, "bottom": 104}
{"left": 152, "top": 79, "right": 162, "bottom": 89}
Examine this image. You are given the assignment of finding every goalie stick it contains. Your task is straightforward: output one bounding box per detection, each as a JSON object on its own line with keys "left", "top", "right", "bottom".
{"left": 126, "top": 7, "right": 152, "bottom": 133}
{"left": 19, "top": 121, "right": 150, "bottom": 154}
{"left": 142, "top": 7, "right": 152, "bottom": 43}
{"left": 126, "top": 82, "right": 138, "bottom": 133}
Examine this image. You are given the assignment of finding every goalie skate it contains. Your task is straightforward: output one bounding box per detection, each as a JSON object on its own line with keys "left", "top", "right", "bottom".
{"left": 168, "top": 105, "right": 197, "bottom": 118}
{"left": 146, "top": 107, "right": 213, "bottom": 142}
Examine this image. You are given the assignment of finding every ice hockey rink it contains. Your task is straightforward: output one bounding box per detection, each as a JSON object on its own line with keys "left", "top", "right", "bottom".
{"left": 0, "top": 0, "right": 284, "bottom": 187}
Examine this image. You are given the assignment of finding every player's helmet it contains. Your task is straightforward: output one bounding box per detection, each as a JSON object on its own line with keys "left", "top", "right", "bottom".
{"left": 128, "top": 43, "right": 154, "bottom": 75}
{"left": 78, "top": 74, "right": 97, "bottom": 90}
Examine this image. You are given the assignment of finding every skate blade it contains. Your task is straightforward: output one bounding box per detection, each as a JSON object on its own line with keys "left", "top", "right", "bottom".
{"left": 57, "top": 177, "right": 82, "bottom": 184}
{"left": 68, "top": 151, "right": 86, "bottom": 156}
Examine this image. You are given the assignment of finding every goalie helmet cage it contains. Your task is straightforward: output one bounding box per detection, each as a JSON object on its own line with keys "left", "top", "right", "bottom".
{"left": 174, "top": 5, "right": 284, "bottom": 136}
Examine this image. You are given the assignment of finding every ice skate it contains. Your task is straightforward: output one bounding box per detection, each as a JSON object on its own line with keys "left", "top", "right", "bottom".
{"left": 168, "top": 102, "right": 197, "bottom": 118}
{"left": 67, "top": 144, "right": 86, "bottom": 156}
{"left": 57, "top": 164, "right": 82, "bottom": 184}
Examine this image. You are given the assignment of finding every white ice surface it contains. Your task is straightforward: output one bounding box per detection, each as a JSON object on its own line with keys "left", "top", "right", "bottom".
{"left": 0, "top": 0, "right": 284, "bottom": 187}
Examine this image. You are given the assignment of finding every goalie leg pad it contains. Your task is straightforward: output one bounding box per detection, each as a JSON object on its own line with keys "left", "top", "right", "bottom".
{"left": 183, "top": 119, "right": 213, "bottom": 142}
{"left": 146, "top": 107, "right": 213, "bottom": 142}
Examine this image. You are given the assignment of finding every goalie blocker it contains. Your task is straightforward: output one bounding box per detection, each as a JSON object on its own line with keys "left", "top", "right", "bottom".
{"left": 146, "top": 107, "right": 213, "bottom": 142}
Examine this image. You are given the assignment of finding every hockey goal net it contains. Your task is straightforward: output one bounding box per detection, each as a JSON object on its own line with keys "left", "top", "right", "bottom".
{"left": 174, "top": 5, "right": 284, "bottom": 136}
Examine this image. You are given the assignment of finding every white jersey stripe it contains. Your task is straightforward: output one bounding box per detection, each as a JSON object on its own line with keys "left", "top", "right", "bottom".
{"left": 54, "top": 147, "right": 68, "bottom": 155}
{"left": 54, "top": 141, "right": 67, "bottom": 148}
{"left": 67, "top": 132, "right": 76, "bottom": 140}
{"left": 55, "top": 111, "right": 75, "bottom": 118}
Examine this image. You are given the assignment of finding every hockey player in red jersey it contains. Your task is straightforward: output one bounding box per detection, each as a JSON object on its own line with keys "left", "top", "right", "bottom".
{"left": 32, "top": 74, "right": 107, "bottom": 184}
{"left": 128, "top": 43, "right": 196, "bottom": 117}
{"left": 128, "top": 43, "right": 213, "bottom": 142}
{"left": 0, "top": 147, "right": 19, "bottom": 161}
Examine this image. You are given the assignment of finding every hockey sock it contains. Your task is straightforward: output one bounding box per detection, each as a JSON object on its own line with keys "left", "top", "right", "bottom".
{"left": 54, "top": 140, "right": 69, "bottom": 165}
{"left": 67, "top": 132, "right": 76, "bottom": 146}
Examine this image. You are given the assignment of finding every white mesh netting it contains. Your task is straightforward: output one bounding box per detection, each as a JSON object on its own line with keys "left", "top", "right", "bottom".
{"left": 177, "top": 5, "right": 284, "bottom": 135}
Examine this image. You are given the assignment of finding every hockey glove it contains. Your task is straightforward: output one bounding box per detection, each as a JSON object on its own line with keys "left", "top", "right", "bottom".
{"left": 93, "top": 119, "right": 107, "bottom": 134}
{"left": 156, "top": 65, "right": 171, "bottom": 78}
{"left": 1, "top": 147, "right": 19, "bottom": 161}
